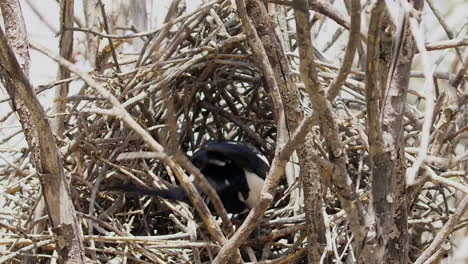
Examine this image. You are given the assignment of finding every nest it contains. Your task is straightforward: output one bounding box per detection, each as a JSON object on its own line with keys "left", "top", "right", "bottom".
{"left": 62, "top": 2, "right": 306, "bottom": 263}
{"left": 1, "top": 0, "right": 466, "bottom": 263}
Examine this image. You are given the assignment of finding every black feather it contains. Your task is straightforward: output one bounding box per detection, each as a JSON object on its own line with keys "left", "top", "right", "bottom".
{"left": 193, "top": 140, "right": 269, "bottom": 178}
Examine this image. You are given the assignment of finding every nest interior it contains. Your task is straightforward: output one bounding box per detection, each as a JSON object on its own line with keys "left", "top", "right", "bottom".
{"left": 65, "top": 1, "right": 297, "bottom": 263}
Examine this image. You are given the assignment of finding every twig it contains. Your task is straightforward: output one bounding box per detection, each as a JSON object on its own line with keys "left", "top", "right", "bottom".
{"left": 294, "top": 0, "right": 370, "bottom": 261}
{"left": 0, "top": 239, "right": 54, "bottom": 263}
{"left": 404, "top": 1, "right": 437, "bottom": 185}
{"left": 414, "top": 195, "right": 468, "bottom": 264}
{"left": 97, "top": 0, "right": 121, "bottom": 73}
{"left": 327, "top": 0, "right": 361, "bottom": 100}
{"left": 28, "top": 40, "right": 228, "bottom": 247}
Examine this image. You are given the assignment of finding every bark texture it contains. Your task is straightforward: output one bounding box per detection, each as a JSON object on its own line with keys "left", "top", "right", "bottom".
{"left": 0, "top": 11, "right": 86, "bottom": 263}
{"left": 52, "top": 0, "right": 75, "bottom": 136}
{"left": 245, "top": 1, "right": 326, "bottom": 262}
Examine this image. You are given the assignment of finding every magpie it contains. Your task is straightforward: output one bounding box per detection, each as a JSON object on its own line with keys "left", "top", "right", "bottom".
{"left": 111, "top": 140, "right": 270, "bottom": 214}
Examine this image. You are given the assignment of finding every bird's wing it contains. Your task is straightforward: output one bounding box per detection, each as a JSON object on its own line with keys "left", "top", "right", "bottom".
{"left": 202, "top": 141, "right": 270, "bottom": 179}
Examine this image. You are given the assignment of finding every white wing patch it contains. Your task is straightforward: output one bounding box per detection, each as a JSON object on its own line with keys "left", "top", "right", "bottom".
{"left": 256, "top": 153, "right": 269, "bottom": 166}
{"left": 243, "top": 169, "right": 265, "bottom": 208}
{"left": 238, "top": 192, "right": 245, "bottom": 202}
{"left": 208, "top": 159, "right": 226, "bottom": 166}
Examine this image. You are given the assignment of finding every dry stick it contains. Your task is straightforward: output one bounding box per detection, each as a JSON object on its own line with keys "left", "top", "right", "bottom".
{"left": 0, "top": 239, "right": 55, "bottom": 263}
{"left": 63, "top": 0, "right": 222, "bottom": 40}
{"left": 263, "top": 0, "right": 368, "bottom": 41}
{"left": 210, "top": 0, "right": 294, "bottom": 261}
{"left": 200, "top": 101, "right": 268, "bottom": 149}
{"left": 311, "top": 0, "right": 368, "bottom": 41}
{"left": 0, "top": 28, "right": 86, "bottom": 264}
{"left": 322, "top": 207, "right": 333, "bottom": 255}
{"left": 426, "top": 0, "right": 465, "bottom": 61}
{"left": 327, "top": 0, "right": 361, "bottom": 100}
{"left": 122, "top": 50, "right": 207, "bottom": 108}
{"left": 364, "top": 0, "right": 385, "bottom": 176}
{"left": 424, "top": 243, "right": 451, "bottom": 264}
{"left": 293, "top": 0, "right": 372, "bottom": 263}
{"left": 251, "top": 248, "right": 307, "bottom": 264}
{"left": 64, "top": 27, "right": 150, "bottom": 39}
{"left": 322, "top": 27, "right": 345, "bottom": 53}
{"left": 86, "top": 188, "right": 198, "bottom": 263}
{"left": 406, "top": 154, "right": 468, "bottom": 194}
{"left": 0, "top": 0, "right": 30, "bottom": 76}
{"left": 404, "top": 2, "right": 437, "bottom": 185}
{"left": 0, "top": 3, "right": 37, "bottom": 253}
{"left": 0, "top": 233, "right": 207, "bottom": 245}
{"left": 84, "top": 248, "right": 151, "bottom": 264}
{"left": 52, "top": 0, "right": 74, "bottom": 137}
{"left": 428, "top": 170, "right": 468, "bottom": 194}
{"left": 364, "top": 0, "right": 392, "bottom": 262}
{"left": 449, "top": 50, "right": 468, "bottom": 88}
{"left": 245, "top": 13, "right": 323, "bottom": 259}
{"left": 135, "top": 0, "right": 185, "bottom": 70}
{"left": 414, "top": 195, "right": 468, "bottom": 264}
{"left": 287, "top": 54, "right": 453, "bottom": 81}
{"left": 425, "top": 37, "right": 468, "bottom": 51}
{"left": 28, "top": 42, "right": 228, "bottom": 247}
{"left": 265, "top": 0, "right": 462, "bottom": 53}
{"left": 82, "top": 0, "right": 100, "bottom": 64}
{"left": 0, "top": 1, "right": 87, "bottom": 262}
{"left": 247, "top": 1, "right": 326, "bottom": 262}
{"left": 88, "top": 145, "right": 126, "bottom": 261}
{"left": 97, "top": 0, "right": 120, "bottom": 73}
{"left": 380, "top": 2, "right": 424, "bottom": 263}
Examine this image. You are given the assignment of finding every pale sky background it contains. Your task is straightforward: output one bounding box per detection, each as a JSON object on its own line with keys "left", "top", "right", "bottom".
{"left": 0, "top": 0, "right": 466, "bottom": 164}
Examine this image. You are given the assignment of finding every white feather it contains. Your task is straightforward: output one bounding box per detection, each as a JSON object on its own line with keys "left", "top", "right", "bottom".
{"left": 238, "top": 192, "right": 245, "bottom": 202}
{"left": 243, "top": 169, "right": 265, "bottom": 208}
{"left": 209, "top": 160, "right": 226, "bottom": 166}
{"left": 257, "top": 153, "right": 269, "bottom": 166}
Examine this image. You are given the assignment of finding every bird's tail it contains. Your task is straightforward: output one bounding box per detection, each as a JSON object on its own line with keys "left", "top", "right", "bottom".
{"left": 108, "top": 183, "right": 187, "bottom": 202}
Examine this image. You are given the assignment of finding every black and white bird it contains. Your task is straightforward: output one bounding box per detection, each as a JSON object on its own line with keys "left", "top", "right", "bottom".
{"left": 112, "top": 140, "right": 269, "bottom": 214}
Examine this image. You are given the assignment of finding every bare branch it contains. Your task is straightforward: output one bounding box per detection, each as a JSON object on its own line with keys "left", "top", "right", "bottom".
{"left": 327, "top": 0, "right": 361, "bottom": 100}
{"left": 404, "top": 1, "right": 437, "bottom": 185}
{"left": 52, "top": 0, "right": 74, "bottom": 136}
{"left": 0, "top": 20, "right": 86, "bottom": 264}
{"left": 28, "top": 40, "right": 228, "bottom": 247}
{"left": 414, "top": 195, "right": 468, "bottom": 264}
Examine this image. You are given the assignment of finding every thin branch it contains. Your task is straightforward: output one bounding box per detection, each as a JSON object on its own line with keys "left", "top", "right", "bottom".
{"left": 29, "top": 40, "right": 228, "bottom": 247}
{"left": 327, "top": 0, "right": 361, "bottom": 100}
{"left": 294, "top": 0, "right": 370, "bottom": 262}
{"left": 414, "top": 195, "right": 468, "bottom": 264}
{"left": 404, "top": 1, "right": 437, "bottom": 185}
{"left": 211, "top": 0, "right": 291, "bottom": 260}
{"left": 52, "top": 0, "right": 74, "bottom": 136}
{"left": 0, "top": 23, "right": 86, "bottom": 262}
{"left": 97, "top": 0, "right": 121, "bottom": 73}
